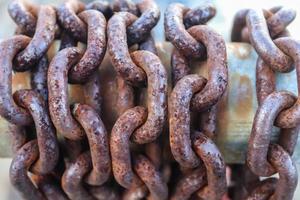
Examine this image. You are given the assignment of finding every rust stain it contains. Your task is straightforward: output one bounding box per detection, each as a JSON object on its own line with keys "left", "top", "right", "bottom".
{"left": 217, "top": 85, "right": 229, "bottom": 137}
{"left": 12, "top": 72, "right": 31, "bottom": 92}
{"left": 233, "top": 74, "right": 253, "bottom": 118}
{"left": 230, "top": 43, "right": 252, "bottom": 60}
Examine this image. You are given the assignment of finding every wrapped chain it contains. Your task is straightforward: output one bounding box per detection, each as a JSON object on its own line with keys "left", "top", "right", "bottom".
{"left": 0, "top": 0, "right": 298, "bottom": 199}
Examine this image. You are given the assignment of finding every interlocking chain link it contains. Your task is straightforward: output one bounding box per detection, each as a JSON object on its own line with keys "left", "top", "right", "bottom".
{"left": 165, "top": 3, "right": 228, "bottom": 200}
{"left": 231, "top": 7, "right": 299, "bottom": 200}
{"left": 0, "top": 0, "right": 298, "bottom": 199}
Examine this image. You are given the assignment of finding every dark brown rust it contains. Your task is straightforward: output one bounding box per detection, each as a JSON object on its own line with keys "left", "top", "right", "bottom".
{"left": 246, "top": 178, "right": 277, "bottom": 200}
{"left": 48, "top": 47, "right": 85, "bottom": 140}
{"left": 199, "top": 104, "right": 218, "bottom": 138}
{"left": 116, "top": 76, "right": 134, "bottom": 116}
{"left": 169, "top": 74, "right": 207, "bottom": 168}
{"left": 62, "top": 151, "right": 95, "bottom": 200}
{"left": 183, "top": 4, "right": 216, "bottom": 29}
{"left": 171, "top": 165, "right": 206, "bottom": 200}
{"left": 31, "top": 56, "right": 49, "bottom": 101}
{"left": 188, "top": 25, "right": 228, "bottom": 112}
{"left": 13, "top": 89, "right": 59, "bottom": 175}
{"left": 133, "top": 155, "right": 168, "bottom": 200}
{"left": 84, "top": 72, "right": 102, "bottom": 115}
{"left": 127, "top": 0, "right": 160, "bottom": 45}
{"left": 272, "top": 38, "right": 300, "bottom": 128}
{"left": 8, "top": 0, "right": 38, "bottom": 36}
{"left": 171, "top": 48, "right": 190, "bottom": 85}
{"left": 73, "top": 103, "right": 111, "bottom": 186}
{"left": 112, "top": 0, "right": 139, "bottom": 16}
{"left": 263, "top": 7, "right": 296, "bottom": 38}
{"left": 86, "top": 0, "right": 113, "bottom": 19}
{"left": 256, "top": 37, "right": 300, "bottom": 156}
{"left": 32, "top": 175, "right": 68, "bottom": 200}
{"left": 0, "top": 35, "right": 33, "bottom": 126}
{"left": 59, "top": 31, "right": 77, "bottom": 50}
{"left": 278, "top": 126, "right": 300, "bottom": 156}
{"left": 131, "top": 51, "right": 168, "bottom": 144}
{"left": 268, "top": 144, "right": 298, "bottom": 200}
{"left": 237, "top": 7, "right": 296, "bottom": 42}
{"left": 57, "top": 0, "right": 86, "bottom": 42}
{"left": 63, "top": 138, "right": 83, "bottom": 162}
{"left": 8, "top": 124, "right": 27, "bottom": 154}
{"left": 247, "top": 91, "right": 296, "bottom": 176}
{"left": 246, "top": 9, "right": 293, "bottom": 73}
{"left": 145, "top": 141, "right": 162, "bottom": 169}
{"left": 164, "top": 3, "right": 206, "bottom": 59}
{"left": 193, "top": 133, "right": 226, "bottom": 200}
{"left": 14, "top": 5, "right": 56, "bottom": 71}
{"left": 138, "top": 34, "right": 158, "bottom": 55}
{"left": 108, "top": 12, "right": 147, "bottom": 85}
{"left": 231, "top": 9, "right": 274, "bottom": 42}
{"left": 68, "top": 10, "right": 107, "bottom": 84}
{"left": 256, "top": 57, "right": 276, "bottom": 105}
{"left": 110, "top": 106, "right": 147, "bottom": 188}
{"left": 10, "top": 140, "right": 45, "bottom": 200}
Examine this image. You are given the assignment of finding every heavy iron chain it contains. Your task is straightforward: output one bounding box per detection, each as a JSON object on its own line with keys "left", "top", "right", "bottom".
{"left": 165, "top": 3, "right": 228, "bottom": 200}
{"left": 0, "top": 0, "right": 298, "bottom": 200}
{"left": 230, "top": 7, "right": 299, "bottom": 200}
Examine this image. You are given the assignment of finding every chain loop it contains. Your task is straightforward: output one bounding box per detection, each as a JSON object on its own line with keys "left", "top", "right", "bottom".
{"left": 73, "top": 104, "right": 111, "bottom": 186}
{"left": 108, "top": 12, "right": 146, "bottom": 85}
{"left": 8, "top": 0, "right": 38, "bottom": 36}
{"left": 48, "top": 47, "right": 85, "bottom": 140}
{"left": 110, "top": 106, "right": 147, "bottom": 188}
{"left": 246, "top": 9, "right": 294, "bottom": 73}
{"left": 164, "top": 3, "right": 214, "bottom": 59}
{"left": 10, "top": 140, "right": 45, "bottom": 200}
{"left": 169, "top": 74, "right": 207, "bottom": 168}
{"left": 247, "top": 91, "right": 296, "bottom": 176}
{"left": 68, "top": 10, "right": 107, "bottom": 84}
{"left": 13, "top": 5, "right": 56, "bottom": 71}
{"left": 188, "top": 25, "right": 228, "bottom": 112}
{"left": 57, "top": 0, "right": 86, "bottom": 42}
{"left": 0, "top": 36, "right": 33, "bottom": 126}
{"left": 126, "top": 0, "right": 160, "bottom": 45}
{"left": 13, "top": 89, "right": 59, "bottom": 174}
{"left": 130, "top": 51, "right": 167, "bottom": 144}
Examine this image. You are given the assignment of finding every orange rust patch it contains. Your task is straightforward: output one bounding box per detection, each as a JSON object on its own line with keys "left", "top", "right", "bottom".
{"left": 234, "top": 74, "right": 253, "bottom": 118}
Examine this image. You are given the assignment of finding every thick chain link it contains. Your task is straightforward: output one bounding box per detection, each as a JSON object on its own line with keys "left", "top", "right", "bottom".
{"left": 0, "top": 0, "right": 298, "bottom": 200}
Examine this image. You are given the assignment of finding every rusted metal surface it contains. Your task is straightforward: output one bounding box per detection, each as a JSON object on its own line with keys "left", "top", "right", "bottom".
{"left": 0, "top": 0, "right": 299, "bottom": 199}
{"left": 13, "top": 89, "right": 59, "bottom": 175}
{"left": 0, "top": 41, "right": 296, "bottom": 161}
{"left": 73, "top": 103, "right": 111, "bottom": 186}
{"left": 13, "top": 5, "right": 56, "bottom": 71}
{"left": 0, "top": 42, "right": 298, "bottom": 163}
{"left": 110, "top": 106, "right": 147, "bottom": 188}
{"left": 48, "top": 47, "right": 85, "bottom": 140}
{"left": 130, "top": 51, "right": 168, "bottom": 144}
{"left": 68, "top": 10, "right": 107, "bottom": 84}
{"left": 10, "top": 140, "right": 45, "bottom": 200}
{"left": 169, "top": 74, "right": 206, "bottom": 168}
{"left": 0, "top": 35, "right": 33, "bottom": 126}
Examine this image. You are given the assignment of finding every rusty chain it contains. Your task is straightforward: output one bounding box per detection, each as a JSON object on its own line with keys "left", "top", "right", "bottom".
{"left": 165, "top": 3, "right": 228, "bottom": 199}
{"left": 230, "top": 7, "right": 299, "bottom": 200}
{"left": 0, "top": 0, "right": 298, "bottom": 199}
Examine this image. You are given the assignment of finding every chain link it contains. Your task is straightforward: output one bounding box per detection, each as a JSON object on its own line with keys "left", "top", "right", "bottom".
{"left": 0, "top": 0, "right": 298, "bottom": 199}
